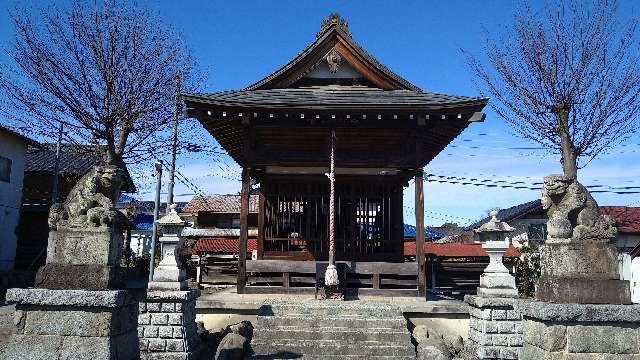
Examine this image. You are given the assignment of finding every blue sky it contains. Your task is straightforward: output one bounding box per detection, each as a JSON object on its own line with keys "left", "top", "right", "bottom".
{"left": 1, "top": 1, "right": 639, "bottom": 226}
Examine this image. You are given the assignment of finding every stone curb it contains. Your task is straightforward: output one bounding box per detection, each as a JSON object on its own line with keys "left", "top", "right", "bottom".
{"left": 515, "top": 299, "right": 640, "bottom": 322}
{"left": 465, "top": 295, "right": 520, "bottom": 308}
{"left": 5, "top": 288, "right": 139, "bottom": 307}
{"left": 145, "top": 289, "right": 201, "bottom": 302}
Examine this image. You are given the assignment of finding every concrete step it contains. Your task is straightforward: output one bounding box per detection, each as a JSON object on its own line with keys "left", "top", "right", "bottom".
{"left": 256, "top": 315, "right": 408, "bottom": 330}
{"left": 251, "top": 354, "right": 415, "bottom": 360}
{"left": 259, "top": 303, "right": 403, "bottom": 318}
{"left": 251, "top": 339, "right": 415, "bottom": 357}
{"left": 252, "top": 326, "right": 410, "bottom": 342}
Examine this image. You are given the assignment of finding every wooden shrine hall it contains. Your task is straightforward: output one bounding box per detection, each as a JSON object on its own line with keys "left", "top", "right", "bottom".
{"left": 184, "top": 13, "right": 487, "bottom": 296}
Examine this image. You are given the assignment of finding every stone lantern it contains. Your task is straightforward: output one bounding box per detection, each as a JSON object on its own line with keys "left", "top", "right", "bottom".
{"left": 474, "top": 210, "right": 518, "bottom": 298}
{"left": 148, "top": 204, "right": 189, "bottom": 290}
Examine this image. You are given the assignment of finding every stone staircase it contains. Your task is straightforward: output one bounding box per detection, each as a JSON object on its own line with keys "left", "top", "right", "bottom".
{"left": 250, "top": 301, "right": 416, "bottom": 359}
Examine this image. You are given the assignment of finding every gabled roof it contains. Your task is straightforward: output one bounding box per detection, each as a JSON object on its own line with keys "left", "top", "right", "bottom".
{"left": 0, "top": 125, "right": 40, "bottom": 147}
{"left": 182, "top": 194, "right": 259, "bottom": 214}
{"left": 25, "top": 144, "right": 136, "bottom": 193}
{"left": 468, "top": 200, "right": 543, "bottom": 229}
{"left": 246, "top": 13, "right": 420, "bottom": 92}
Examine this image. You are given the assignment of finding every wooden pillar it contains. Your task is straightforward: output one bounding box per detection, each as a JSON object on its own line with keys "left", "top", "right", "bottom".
{"left": 237, "top": 167, "right": 250, "bottom": 293}
{"left": 415, "top": 169, "right": 426, "bottom": 297}
{"left": 257, "top": 192, "right": 265, "bottom": 259}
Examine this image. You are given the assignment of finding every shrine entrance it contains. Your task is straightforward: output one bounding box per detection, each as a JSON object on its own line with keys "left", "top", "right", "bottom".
{"left": 184, "top": 13, "right": 487, "bottom": 296}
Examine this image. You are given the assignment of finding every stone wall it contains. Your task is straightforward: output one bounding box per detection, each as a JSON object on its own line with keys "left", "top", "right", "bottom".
{"left": 138, "top": 290, "right": 202, "bottom": 359}
{"left": 518, "top": 300, "right": 640, "bottom": 359}
{"left": 466, "top": 295, "right": 523, "bottom": 359}
{"left": 0, "top": 288, "right": 139, "bottom": 360}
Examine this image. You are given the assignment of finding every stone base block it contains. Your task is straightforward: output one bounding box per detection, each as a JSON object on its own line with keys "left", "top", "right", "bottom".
{"left": 35, "top": 263, "right": 126, "bottom": 290}
{"left": 477, "top": 287, "right": 519, "bottom": 298}
{"left": 535, "top": 276, "right": 631, "bottom": 304}
{"left": 466, "top": 295, "right": 523, "bottom": 359}
{"left": 46, "top": 226, "right": 123, "bottom": 266}
{"left": 1, "top": 288, "right": 140, "bottom": 360}
{"left": 148, "top": 280, "right": 188, "bottom": 291}
{"left": 138, "top": 289, "right": 202, "bottom": 359}
{"left": 517, "top": 300, "right": 640, "bottom": 359}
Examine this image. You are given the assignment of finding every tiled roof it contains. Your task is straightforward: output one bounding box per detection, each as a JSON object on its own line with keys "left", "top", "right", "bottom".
{"left": 404, "top": 241, "right": 520, "bottom": 258}
{"left": 26, "top": 144, "right": 102, "bottom": 173}
{"left": 192, "top": 237, "right": 257, "bottom": 254}
{"left": 601, "top": 206, "right": 640, "bottom": 234}
{"left": 468, "top": 200, "right": 543, "bottom": 229}
{"left": 25, "top": 144, "right": 136, "bottom": 192}
{"left": 182, "top": 195, "right": 259, "bottom": 214}
{"left": 183, "top": 87, "right": 486, "bottom": 111}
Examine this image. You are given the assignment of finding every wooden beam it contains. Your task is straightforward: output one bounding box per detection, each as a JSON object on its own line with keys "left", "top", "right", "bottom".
{"left": 257, "top": 192, "right": 265, "bottom": 260}
{"left": 237, "top": 167, "right": 250, "bottom": 293}
{"left": 415, "top": 168, "right": 426, "bottom": 297}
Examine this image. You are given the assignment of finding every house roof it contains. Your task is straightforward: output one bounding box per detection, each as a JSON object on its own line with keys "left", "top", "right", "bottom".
{"left": 468, "top": 200, "right": 543, "bottom": 229}
{"left": 403, "top": 241, "right": 520, "bottom": 258}
{"left": 192, "top": 237, "right": 257, "bottom": 254}
{"left": 601, "top": 206, "right": 640, "bottom": 235}
{"left": 183, "top": 13, "right": 487, "bottom": 172}
{"left": 181, "top": 194, "right": 259, "bottom": 214}
{"left": 25, "top": 144, "right": 136, "bottom": 192}
{"left": 183, "top": 87, "right": 486, "bottom": 111}
{"left": 0, "top": 125, "right": 40, "bottom": 146}
{"left": 246, "top": 13, "right": 420, "bottom": 92}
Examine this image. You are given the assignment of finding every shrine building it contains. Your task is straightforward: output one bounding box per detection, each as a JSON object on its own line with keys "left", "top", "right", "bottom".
{"left": 184, "top": 13, "right": 488, "bottom": 296}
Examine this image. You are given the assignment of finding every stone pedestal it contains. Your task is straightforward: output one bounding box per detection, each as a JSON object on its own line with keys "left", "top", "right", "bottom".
{"left": 35, "top": 226, "right": 126, "bottom": 290}
{"left": 0, "top": 288, "right": 140, "bottom": 360}
{"left": 148, "top": 205, "right": 188, "bottom": 291}
{"left": 517, "top": 300, "right": 640, "bottom": 359}
{"left": 138, "top": 290, "right": 202, "bottom": 359}
{"left": 466, "top": 295, "right": 523, "bottom": 360}
{"left": 477, "top": 240, "right": 518, "bottom": 298}
{"left": 536, "top": 241, "right": 630, "bottom": 304}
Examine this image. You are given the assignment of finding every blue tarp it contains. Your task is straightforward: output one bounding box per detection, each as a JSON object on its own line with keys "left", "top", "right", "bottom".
{"left": 403, "top": 224, "right": 442, "bottom": 239}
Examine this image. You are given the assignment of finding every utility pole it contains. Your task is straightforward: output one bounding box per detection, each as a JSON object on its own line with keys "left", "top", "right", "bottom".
{"left": 166, "top": 73, "right": 181, "bottom": 211}
{"left": 149, "top": 160, "right": 163, "bottom": 282}
{"left": 50, "top": 122, "right": 63, "bottom": 204}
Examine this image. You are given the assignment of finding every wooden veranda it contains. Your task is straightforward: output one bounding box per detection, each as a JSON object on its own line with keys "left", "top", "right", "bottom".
{"left": 184, "top": 13, "right": 487, "bottom": 296}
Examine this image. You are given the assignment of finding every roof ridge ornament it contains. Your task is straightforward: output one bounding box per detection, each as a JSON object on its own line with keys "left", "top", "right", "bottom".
{"left": 317, "top": 12, "right": 351, "bottom": 38}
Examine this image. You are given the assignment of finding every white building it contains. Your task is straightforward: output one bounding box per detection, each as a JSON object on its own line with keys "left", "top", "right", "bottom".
{"left": 0, "top": 126, "right": 39, "bottom": 271}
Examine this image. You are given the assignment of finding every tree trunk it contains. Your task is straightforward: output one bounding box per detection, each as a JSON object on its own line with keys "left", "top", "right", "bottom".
{"left": 556, "top": 107, "right": 578, "bottom": 180}
{"left": 560, "top": 137, "right": 578, "bottom": 180}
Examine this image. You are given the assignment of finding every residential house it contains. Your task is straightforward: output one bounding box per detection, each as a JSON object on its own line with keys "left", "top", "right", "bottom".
{"left": 181, "top": 194, "right": 258, "bottom": 285}
{"left": 0, "top": 126, "right": 39, "bottom": 272}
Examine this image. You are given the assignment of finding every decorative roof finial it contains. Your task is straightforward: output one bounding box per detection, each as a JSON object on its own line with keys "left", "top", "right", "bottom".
{"left": 317, "top": 12, "right": 351, "bottom": 38}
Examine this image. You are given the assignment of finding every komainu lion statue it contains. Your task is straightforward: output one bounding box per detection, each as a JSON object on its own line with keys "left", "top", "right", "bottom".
{"left": 541, "top": 174, "right": 616, "bottom": 243}
{"left": 48, "top": 165, "right": 130, "bottom": 229}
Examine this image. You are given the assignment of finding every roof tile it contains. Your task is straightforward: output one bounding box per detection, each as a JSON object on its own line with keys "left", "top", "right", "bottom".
{"left": 182, "top": 195, "right": 259, "bottom": 214}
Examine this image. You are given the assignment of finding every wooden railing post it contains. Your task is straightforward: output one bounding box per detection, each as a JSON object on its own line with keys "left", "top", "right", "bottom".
{"left": 415, "top": 169, "right": 426, "bottom": 297}
{"left": 237, "top": 167, "right": 250, "bottom": 294}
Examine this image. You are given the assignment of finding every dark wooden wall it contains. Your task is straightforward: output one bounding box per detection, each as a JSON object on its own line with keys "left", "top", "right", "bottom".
{"left": 260, "top": 175, "right": 405, "bottom": 262}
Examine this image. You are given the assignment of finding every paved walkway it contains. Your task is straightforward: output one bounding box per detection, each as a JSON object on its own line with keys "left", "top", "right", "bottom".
{"left": 196, "top": 286, "right": 468, "bottom": 314}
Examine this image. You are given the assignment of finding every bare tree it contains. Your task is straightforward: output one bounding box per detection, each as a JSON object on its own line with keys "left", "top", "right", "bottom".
{"left": 0, "top": 1, "right": 195, "bottom": 168}
{"left": 466, "top": 0, "right": 640, "bottom": 180}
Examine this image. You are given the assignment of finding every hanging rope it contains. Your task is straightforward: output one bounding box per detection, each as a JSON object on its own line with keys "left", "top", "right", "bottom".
{"left": 325, "top": 129, "right": 339, "bottom": 286}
